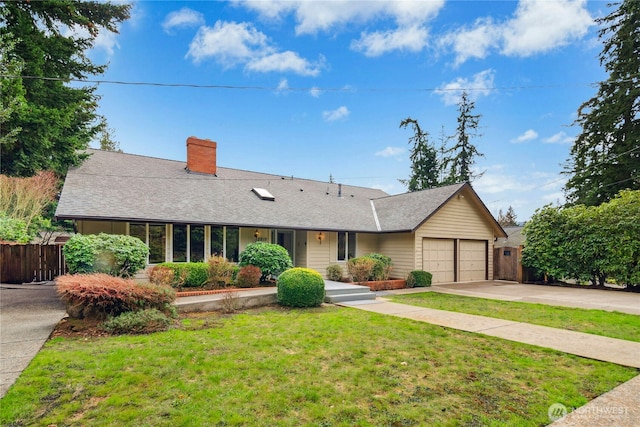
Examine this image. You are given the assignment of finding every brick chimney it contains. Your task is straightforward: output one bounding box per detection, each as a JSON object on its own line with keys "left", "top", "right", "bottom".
{"left": 186, "top": 136, "right": 217, "bottom": 175}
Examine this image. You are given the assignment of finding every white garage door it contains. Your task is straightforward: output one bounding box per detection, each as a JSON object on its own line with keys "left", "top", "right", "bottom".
{"left": 460, "top": 240, "right": 486, "bottom": 281}
{"left": 422, "top": 238, "right": 455, "bottom": 284}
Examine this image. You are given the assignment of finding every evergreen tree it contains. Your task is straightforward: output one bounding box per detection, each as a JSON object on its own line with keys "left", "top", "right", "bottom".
{"left": 497, "top": 206, "right": 518, "bottom": 227}
{"left": 0, "top": 0, "right": 130, "bottom": 177}
{"left": 563, "top": 0, "right": 640, "bottom": 206}
{"left": 97, "top": 118, "right": 122, "bottom": 152}
{"left": 443, "top": 92, "right": 484, "bottom": 184}
{"left": 399, "top": 117, "right": 439, "bottom": 191}
{"left": 0, "top": 32, "right": 25, "bottom": 149}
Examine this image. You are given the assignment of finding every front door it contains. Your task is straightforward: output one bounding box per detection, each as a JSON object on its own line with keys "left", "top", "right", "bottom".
{"left": 274, "top": 230, "right": 295, "bottom": 264}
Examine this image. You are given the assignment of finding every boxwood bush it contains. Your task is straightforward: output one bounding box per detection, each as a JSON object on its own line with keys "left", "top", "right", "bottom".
{"left": 156, "top": 262, "right": 209, "bottom": 288}
{"left": 406, "top": 270, "right": 433, "bottom": 288}
{"left": 277, "top": 268, "right": 325, "bottom": 308}
{"left": 239, "top": 242, "right": 293, "bottom": 281}
{"left": 63, "top": 233, "right": 148, "bottom": 278}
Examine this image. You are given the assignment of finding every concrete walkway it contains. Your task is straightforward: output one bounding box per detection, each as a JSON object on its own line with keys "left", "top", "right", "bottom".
{"left": 0, "top": 282, "right": 66, "bottom": 398}
{"left": 340, "top": 290, "right": 640, "bottom": 426}
{"left": 341, "top": 298, "right": 640, "bottom": 368}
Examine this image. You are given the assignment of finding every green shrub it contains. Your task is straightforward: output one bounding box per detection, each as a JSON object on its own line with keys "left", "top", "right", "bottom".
{"left": 326, "top": 264, "right": 343, "bottom": 281}
{"left": 56, "top": 273, "right": 176, "bottom": 319}
{"left": 365, "top": 253, "right": 393, "bottom": 280}
{"left": 236, "top": 265, "right": 261, "bottom": 288}
{"left": 157, "top": 262, "right": 209, "bottom": 288}
{"left": 277, "top": 268, "right": 325, "bottom": 308}
{"left": 0, "top": 213, "right": 31, "bottom": 243}
{"left": 101, "top": 309, "right": 172, "bottom": 335}
{"left": 63, "top": 233, "right": 149, "bottom": 277}
{"left": 347, "top": 257, "right": 377, "bottom": 283}
{"left": 239, "top": 242, "right": 293, "bottom": 280}
{"left": 207, "top": 255, "right": 235, "bottom": 288}
{"left": 407, "top": 270, "right": 432, "bottom": 288}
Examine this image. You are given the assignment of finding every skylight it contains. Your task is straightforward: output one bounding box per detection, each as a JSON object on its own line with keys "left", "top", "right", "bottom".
{"left": 252, "top": 187, "right": 275, "bottom": 201}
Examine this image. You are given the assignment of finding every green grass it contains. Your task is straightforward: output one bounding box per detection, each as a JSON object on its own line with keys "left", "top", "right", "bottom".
{"left": 391, "top": 291, "right": 640, "bottom": 342}
{"left": 1, "top": 307, "right": 637, "bottom": 426}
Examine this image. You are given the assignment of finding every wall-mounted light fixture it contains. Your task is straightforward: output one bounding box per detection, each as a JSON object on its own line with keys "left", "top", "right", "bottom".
{"left": 458, "top": 194, "right": 465, "bottom": 200}
{"left": 317, "top": 232, "right": 325, "bottom": 244}
{"left": 254, "top": 229, "right": 260, "bottom": 240}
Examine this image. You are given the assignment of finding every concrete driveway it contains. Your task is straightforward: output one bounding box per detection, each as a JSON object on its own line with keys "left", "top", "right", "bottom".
{"left": 0, "top": 282, "right": 66, "bottom": 398}
{"left": 392, "top": 281, "right": 640, "bottom": 315}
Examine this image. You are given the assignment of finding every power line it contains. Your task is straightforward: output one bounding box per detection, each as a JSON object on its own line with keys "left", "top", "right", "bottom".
{"left": 0, "top": 73, "right": 624, "bottom": 93}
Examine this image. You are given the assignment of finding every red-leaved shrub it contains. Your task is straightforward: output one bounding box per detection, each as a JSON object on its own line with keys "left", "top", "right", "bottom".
{"left": 236, "top": 265, "right": 261, "bottom": 288}
{"left": 56, "top": 273, "right": 176, "bottom": 319}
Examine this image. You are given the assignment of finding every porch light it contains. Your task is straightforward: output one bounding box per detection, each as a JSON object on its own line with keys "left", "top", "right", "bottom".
{"left": 317, "top": 232, "right": 325, "bottom": 244}
{"left": 254, "top": 229, "right": 260, "bottom": 240}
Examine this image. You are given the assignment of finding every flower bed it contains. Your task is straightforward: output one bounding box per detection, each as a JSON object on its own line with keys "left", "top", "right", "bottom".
{"left": 176, "top": 287, "right": 276, "bottom": 298}
{"left": 352, "top": 279, "right": 406, "bottom": 291}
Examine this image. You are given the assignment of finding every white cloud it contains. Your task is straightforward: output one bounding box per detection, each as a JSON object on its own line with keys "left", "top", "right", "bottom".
{"left": 511, "top": 129, "right": 538, "bottom": 143}
{"left": 375, "top": 146, "right": 405, "bottom": 158}
{"left": 435, "top": 69, "right": 495, "bottom": 106}
{"left": 239, "top": 0, "right": 443, "bottom": 34}
{"left": 246, "top": 51, "right": 324, "bottom": 76}
{"left": 187, "top": 21, "right": 269, "bottom": 66}
{"left": 543, "top": 131, "right": 574, "bottom": 144}
{"left": 276, "top": 78, "right": 289, "bottom": 93}
{"left": 439, "top": 0, "right": 593, "bottom": 66}
{"left": 309, "top": 87, "right": 322, "bottom": 98}
{"left": 351, "top": 25, "right": 429, "bottom": 57}
{"left": 162, "top": 8, "right": 205, "bottom": 34}
{"left": 237, "top": 0, "right": 444, "bottom": 55}
{"left": 438, "top": 17, "right": 501, "bottom": 66}
{"left": 322, "top": 106, "right": 350, "bottom": 122}
{"left": 187, "top": 20, "right": 320, "bottom": 76}
{"left": 501, "top": 0, "right": 593, "bottom": 57}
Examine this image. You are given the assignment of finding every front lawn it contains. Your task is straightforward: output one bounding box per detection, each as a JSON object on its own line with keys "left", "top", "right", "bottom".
{"left": 1, "top": 307, "right": 637, "bottom": 426}
{"left": 390, "top": 292, "right": 640, "bottom": 342}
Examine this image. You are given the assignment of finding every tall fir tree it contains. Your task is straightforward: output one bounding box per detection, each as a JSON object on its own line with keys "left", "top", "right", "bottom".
{"left": 443, "top": 92, "right": 484, "bottom": 184}
{"left": 0, "top": 0, "right": 130, "bottom": 177}
{"left": 399, "top": 117, "right": 439, "bottom": 191}
{"left": 497, "top": 206, "right": 518, "bottom": 227}
{"left": 563, "top": 0, "right": 640, "bottom": 206}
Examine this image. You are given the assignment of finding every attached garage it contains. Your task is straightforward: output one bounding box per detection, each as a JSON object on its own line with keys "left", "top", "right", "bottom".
{"left": 422, "top": 238, "right": 488, "bottom": 284}
{"left": 422, "top": 238, "right": 455, "bottom": 284}
{"left": 459, "top": 240, "right": 487, "bottom": 281}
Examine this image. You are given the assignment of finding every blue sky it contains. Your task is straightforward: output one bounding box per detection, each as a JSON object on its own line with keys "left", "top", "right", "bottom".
{"left": 86, "top": 0, "right": 611, "bottom": 221}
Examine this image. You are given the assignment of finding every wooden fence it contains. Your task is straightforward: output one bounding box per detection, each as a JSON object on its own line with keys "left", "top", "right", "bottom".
{"left": 0, "top": 244, "right": 67, "bottom": 284}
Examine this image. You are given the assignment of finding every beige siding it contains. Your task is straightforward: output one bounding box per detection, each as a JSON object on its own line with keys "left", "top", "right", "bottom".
{"left": 295, "top": 231, "right": 307, "bottom": 268}
{"left": 378, "top": 232, "right": 414, "bottom": 279}
{"left": 356, "top": 233, "right": 379, "bottom": 256}
{"left": 307, "top": 231, "right": 334, "bottom": 278}
{"left": 239, "top": 227, "right": 269, "bottom": 253}
{"left": 76, "top": 220, "right": 126, "bottom": 235}
{"left": 415, "top": 191, "right": 496, "bottom": 280}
